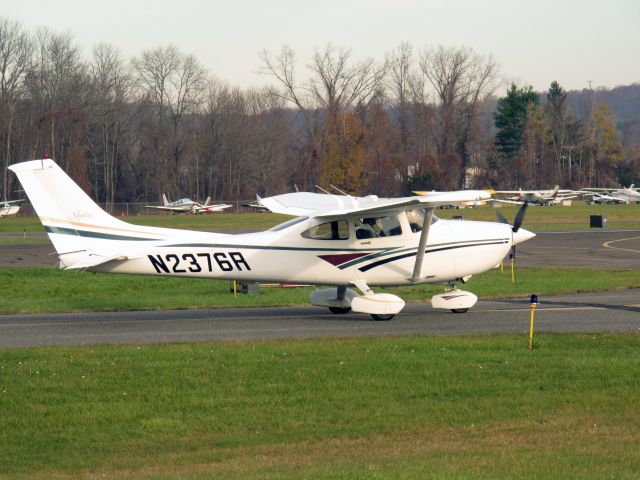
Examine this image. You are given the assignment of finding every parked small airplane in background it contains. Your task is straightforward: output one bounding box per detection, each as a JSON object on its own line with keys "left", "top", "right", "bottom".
{"left": 145, "top": 194, "right": 232, "bottom": 214}
{"left": 10, "top": 158, "right": 535, "bottom": 320}
{"left": 412, "top": 189, "right": 496, "bottom": 208}
{"left": 0, "top": 199, "right": 25, "bottom": 217}
{"left": 493, "top": 185, "right": 576, "bottom": 206}
{"left": 581, "top": 185, "right": 640, "bottom": 204}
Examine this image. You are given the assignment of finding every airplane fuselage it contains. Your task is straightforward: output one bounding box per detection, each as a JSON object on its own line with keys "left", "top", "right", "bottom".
{"left": 53, "top": 213, "right": 514, "bottom": 287}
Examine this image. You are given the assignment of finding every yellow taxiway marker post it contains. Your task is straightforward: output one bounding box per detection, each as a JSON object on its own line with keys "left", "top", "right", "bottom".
{"left": 233, "top": 280, "right": 237, "bottom": 299}
{"left": 510, "top": 251, "right": 515, "bottom": 283}
{"left": 529, "top": 294, "right": 538, "bottom": 350}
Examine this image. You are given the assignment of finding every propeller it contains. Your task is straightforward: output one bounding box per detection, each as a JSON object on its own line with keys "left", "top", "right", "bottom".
{"left": 496, "top": 201, "right": 528, "bottom": 282}
{"left": 496, "top": 201, "right": 528, "bottom": 232}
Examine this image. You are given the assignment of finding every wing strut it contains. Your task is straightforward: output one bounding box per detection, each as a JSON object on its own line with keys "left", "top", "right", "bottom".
{"left": 410, "top": 207, "right": 434, "bottom": 282}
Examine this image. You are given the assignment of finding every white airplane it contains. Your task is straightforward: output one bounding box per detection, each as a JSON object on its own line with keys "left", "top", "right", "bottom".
{"left": 412, "top": 189, "right": 495, "bottom": 208}
{"left": 493, "top": 185, "right": 576, "bottom": 206}
{"left": 9, "top": 159, "right": 535, "bottom": 320}
{"left": 145, "top": 194, "right": 232, "bottom": 214}
{"left": 581, "top": 185, "right": 640, "bottom": 204}
{"left": 0, "top": 199, "right": 25, "bottom": 217}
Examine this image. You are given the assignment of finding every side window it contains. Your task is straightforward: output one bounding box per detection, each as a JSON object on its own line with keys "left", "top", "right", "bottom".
{"left": 406, "top": 208, "right": 439, "bottom": 233}
{"left": 301, "top": 220, "right": 349, "bottom": 240}
{"left": 354, "top": 216, "right": 402, "bottom": 239}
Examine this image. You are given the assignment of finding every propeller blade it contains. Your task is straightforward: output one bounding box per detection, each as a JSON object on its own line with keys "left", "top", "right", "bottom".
{"left": 496, "top": 210, "right": 508, "bottom": 224}
{"left": 512, "top": 201, "right": 528, "bottom": 233}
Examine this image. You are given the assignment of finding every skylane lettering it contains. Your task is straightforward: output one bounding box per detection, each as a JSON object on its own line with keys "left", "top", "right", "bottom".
{"left": 148, "top": 252, "right": 251, "bottom": 274}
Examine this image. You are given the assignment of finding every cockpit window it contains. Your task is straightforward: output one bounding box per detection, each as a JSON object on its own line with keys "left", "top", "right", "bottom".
{"left": 269, "top": 216, "right": 309, "bottom": 231}
{"left": 354, "top": 215, "right": 402, "bottom": 239}
{"left": 301, "top": 220, "right": 349, "bottom": 240}
{"left": 407, "top": 208, "right": 439, "bottom": 233}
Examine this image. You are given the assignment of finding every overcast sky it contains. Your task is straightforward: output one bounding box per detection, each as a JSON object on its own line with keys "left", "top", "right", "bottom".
{"left": 3, "top": 0, "right": 639, "bottom": 93}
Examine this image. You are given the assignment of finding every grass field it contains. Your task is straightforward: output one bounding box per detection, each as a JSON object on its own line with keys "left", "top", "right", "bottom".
{"left": 1, "top": 334, "right": 639, "bottom": 478}
{"left": 1, "top": 266, "right": 639, "bottom": 314}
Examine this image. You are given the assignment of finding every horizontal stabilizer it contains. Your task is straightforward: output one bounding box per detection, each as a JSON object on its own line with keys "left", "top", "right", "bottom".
{"left": 64, "top": 253, "right": 137, "bottom": 270}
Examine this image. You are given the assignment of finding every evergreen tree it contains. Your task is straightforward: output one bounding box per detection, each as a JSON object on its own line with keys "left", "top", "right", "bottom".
{"left": 494, "top": 84, "right": 539, "bottom": 161}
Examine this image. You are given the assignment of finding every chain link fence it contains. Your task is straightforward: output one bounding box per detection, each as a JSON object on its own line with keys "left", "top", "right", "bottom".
{"left": 13, "top": 201, "right": 259, "bottom": 217}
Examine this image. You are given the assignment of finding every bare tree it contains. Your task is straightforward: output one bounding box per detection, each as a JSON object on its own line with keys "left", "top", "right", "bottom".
{"left": 418, "top": 46, "right": 499, "bottom": 187}
{"left": 260, "top": 44, "right": 386, "bottom": 189}
{"left": 87, "top": 43, "right": 133, "bottom": 210}
{"left": 0, "top": 18, "right": 32, "bottom": 200}
{"left": 132, "top": 45, "right": 207, "bottom": 196}
{"left": 26, "top": 28, "right": 87, "bottom": 184}
{"left": 386, "top": 42, "right": 413, "bottom": 187}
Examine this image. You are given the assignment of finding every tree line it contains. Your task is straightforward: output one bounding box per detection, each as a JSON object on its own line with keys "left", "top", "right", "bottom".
{"left": 0, "top": 18, "right": 636, "bottom": 207}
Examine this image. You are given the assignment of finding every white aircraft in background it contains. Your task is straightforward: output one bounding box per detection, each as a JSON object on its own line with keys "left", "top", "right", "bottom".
{"left": 145, "top": 194, "right": 232, "bottom": 214}
{"left": 493, "top": 185, "right": 576, "bottom": 206}
{"left": 10, "top": 159, "right": 535, "bottom": 320}
{"left": 412, "top": 189, "right": 496, "bottom": 208}
{"left": 581, "top": 185, "right": 640, "bottom": 204}
{"left": 0, "top": 199, "right": 25, "bottom": 217}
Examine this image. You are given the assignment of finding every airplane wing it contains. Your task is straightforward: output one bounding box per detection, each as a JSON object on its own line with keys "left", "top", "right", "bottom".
{"left": 195, "top": 203, "right": 233, "bottom": 213}
{"left": 1, "top": 199, "right": 25, "bottom": 205}
{"left": 259, "top": 191, "right": 492, "bottom": 218}
{"left": 493, "top": 190, "right": 526, "bottom": 195}
{"left": 144, "top": 205, "right": 189, "bottom": 212}
{"left": 491, "top": 198, "right": 525, "bottom": 205}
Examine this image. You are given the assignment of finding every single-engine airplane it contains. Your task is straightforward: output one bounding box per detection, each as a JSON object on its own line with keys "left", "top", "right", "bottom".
{"left": 581, "top": 185, "right": 640, "bottom": 204}
{"left": 412, "top": 189, "right": 496, "bottom": 208}
{"left": 145, "top": 194, "right": 232, "bottom": 214}
{"left": 493, "top": 185, "right": 576, "bottom": 206}
{"left": 10, "top": 159, "right": 535, "bottom": 320}
{"left": 0, "top": 199, "right": 25, "bottom": 217}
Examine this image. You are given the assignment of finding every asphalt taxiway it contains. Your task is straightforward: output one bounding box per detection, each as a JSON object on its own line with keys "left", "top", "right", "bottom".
{"left": 0, "top": 289, "right": 638, "bottom": 348}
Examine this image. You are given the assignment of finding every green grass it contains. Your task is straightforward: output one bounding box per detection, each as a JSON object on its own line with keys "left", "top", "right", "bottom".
{"left": 0, "top": 334, "right": 639, "bottom": 478}
{"left": 1, "top": 267, "right": 639, "bottom": 314}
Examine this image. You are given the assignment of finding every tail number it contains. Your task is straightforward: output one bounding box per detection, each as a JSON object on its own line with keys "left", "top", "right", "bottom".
{"left": 148, "top": 252, "right": 251, "bottom": 274}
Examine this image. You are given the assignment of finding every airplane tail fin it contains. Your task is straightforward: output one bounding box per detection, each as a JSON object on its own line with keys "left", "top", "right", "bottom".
{"left": 8, "top": 159, "right": 131, "bottom": 262}
{"left": 551, "top": 185, "right": 560, "bottom": 196}
{"left": 162, "top": 194, "right": 170, "bottom": 206}
{"left": 204, "top": 197, "right": 211, "bottom": 206}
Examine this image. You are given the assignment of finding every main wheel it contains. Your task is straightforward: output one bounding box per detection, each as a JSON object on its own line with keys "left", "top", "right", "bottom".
{"left": 371, "top": 313, "right": 394, "bottom": 321}
{"left": 450, "top": 308, "right": 468, "bottom": 314}
{"left": 329, "top": 306, "right": 351, "bottom": 314}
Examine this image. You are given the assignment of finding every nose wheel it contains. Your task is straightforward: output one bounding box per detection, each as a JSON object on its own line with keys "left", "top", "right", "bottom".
{"left": 328, "top": 306, "right": 351, "bottom": 314}
{"left": 371, "top": 313, "right": 394, "bottom": 321}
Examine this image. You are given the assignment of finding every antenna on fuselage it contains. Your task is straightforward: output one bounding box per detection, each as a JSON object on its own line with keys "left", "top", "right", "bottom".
{"left": 314, "top": 185, "right": 333, "bottom": 195}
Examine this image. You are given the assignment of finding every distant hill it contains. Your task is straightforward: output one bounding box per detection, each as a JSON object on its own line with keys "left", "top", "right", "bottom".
{"left": 565, "top": 83, "right": 640, "bottom": 149}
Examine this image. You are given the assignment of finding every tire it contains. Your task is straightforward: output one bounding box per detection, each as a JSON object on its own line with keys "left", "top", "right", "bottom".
{"left": 371, "top": 313, "right": 394, "bottom": 321}
{"left": 450, "top": 308, "right": 469, "bottom": 314}
{"left": 329, "top": 306, "right": 351, "bottom": 314}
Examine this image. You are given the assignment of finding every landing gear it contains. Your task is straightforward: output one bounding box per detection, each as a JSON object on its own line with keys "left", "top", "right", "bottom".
{"left": 431, "top": 283, "right": 478, "bottom": 313}
{"left": 371, "top": 313, "right": 394, "bottom": 321}
{"left": 329, "top": 306, "right": 351, "bottom": 314}
{"left": 311, "top": 282, "right": 405, "bottom": 320}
